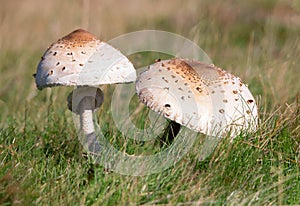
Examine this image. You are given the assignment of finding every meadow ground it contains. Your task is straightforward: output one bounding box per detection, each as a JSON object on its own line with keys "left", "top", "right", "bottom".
{"left": 0, "top": 0, "right": 299, "bottom": 205}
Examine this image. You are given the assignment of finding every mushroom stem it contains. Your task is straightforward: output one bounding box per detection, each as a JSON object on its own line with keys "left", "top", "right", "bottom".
{"left": 68, "top": 86, "right": 104, "bottom": 137}
{"left": 78, "top": 97, "right": 97, "bottom": 135}
{"left": 77, "top": 96, "right": 103, "bottom": 153}
{"left": 159, "top": 121, "right": 181, "bottom": 146}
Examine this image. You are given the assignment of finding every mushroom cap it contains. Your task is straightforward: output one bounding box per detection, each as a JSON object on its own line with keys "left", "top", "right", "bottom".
{"left": 35, "top": 29, "right": 136, "bottom": 90}
{"left": 136, "top": 58, "right": 258, "bottom": 137}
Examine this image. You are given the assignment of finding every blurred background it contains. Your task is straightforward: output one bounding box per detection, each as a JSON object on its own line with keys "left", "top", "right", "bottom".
{"left": 0, "top": 0, "right": 299, "bottom": 117}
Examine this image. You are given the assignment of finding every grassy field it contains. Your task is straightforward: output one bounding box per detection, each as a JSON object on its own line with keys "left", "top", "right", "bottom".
{"left": 1, "top": 0, "right": 300, "bottom": 205}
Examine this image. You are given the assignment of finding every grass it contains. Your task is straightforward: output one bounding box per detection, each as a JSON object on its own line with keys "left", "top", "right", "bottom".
{"left": 1, "top": 0, "right": 300, "bottom": 205}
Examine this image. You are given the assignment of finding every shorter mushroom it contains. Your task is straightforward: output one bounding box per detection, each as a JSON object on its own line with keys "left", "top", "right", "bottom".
{"left": 34, "top": 29, "right": 136, "bottom": 138}
{"left": 136, "top": 58, "right": 258, "bottom": 139}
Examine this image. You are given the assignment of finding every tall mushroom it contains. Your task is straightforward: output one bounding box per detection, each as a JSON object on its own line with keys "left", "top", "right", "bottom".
{"left": 34, "top": 29, "right": 136, "bottom": 138}
{"left": 136, "top": 58, "right": 258, "bottom": 138}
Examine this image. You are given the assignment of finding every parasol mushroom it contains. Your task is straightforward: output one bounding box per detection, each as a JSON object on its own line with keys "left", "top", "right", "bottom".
{"left": 34, "top": 29, "right": 136, "bottom": 137}
{"left": 136, "top": 58, "right": 258, "bottom": 138}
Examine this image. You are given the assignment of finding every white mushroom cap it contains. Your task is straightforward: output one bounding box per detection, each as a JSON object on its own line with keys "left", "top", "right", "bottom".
{"left": 35, "top": 29, "right": 136, "bottom": 90}
{"left": 136, "top": 58, "right": 258, "bottom": 137}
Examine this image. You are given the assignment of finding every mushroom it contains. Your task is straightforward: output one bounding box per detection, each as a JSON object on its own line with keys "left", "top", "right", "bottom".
{"left": 34, "top": 29, "right": 136, "bottom": 137}
{"left": 136, "top": 58, "right": 258, "bottom": 138}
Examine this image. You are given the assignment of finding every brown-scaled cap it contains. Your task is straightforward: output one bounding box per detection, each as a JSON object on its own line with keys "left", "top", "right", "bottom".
{"left": 35, "top": 29, "right": 136, "bottom": 90}
{"left": 136, "top": 58, "right": 258, "bottom": 137}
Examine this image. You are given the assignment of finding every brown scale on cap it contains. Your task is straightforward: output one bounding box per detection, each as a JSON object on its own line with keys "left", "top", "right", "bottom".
{"left": 50, "top": 29, "right": 100, "bottom": 49}
{"left": 62, "top": 29, "right": 96, "bottom": 41}
{"left": 57, "top": 29, "right": 98, "bottom": 47}
{"left": 157, "top": 59, "right": 206, "bottom": 94}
